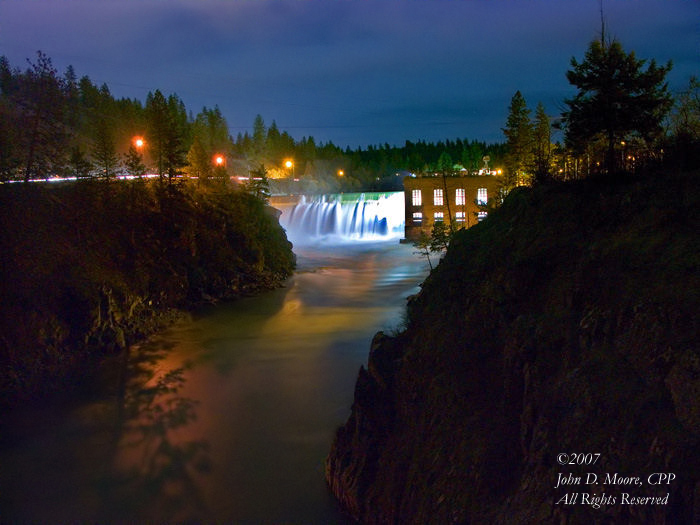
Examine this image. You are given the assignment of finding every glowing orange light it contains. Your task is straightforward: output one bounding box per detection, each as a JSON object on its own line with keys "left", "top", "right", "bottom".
{"left": 214, "top": 154, "right": 225, "bottom": 166}
{"left": 133, "top": 136, "right": 145, "bottom": 149}
{"left": 285, "top": 160, "right": 293, "bottom": 169}
{"left": 338, "top": 170, "right": 344, "bottom": 177}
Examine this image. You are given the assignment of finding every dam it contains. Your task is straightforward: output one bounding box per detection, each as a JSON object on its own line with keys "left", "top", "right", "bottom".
{"left": 273, "top": 191, "right": 405, "bottom": 245}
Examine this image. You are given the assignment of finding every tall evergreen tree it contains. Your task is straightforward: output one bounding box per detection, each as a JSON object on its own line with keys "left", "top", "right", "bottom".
{"left": 91, "top": 84, "right": 119, "bottom": 180}
{"left": 252, "top": 114, "right": 266, "bottom": 159}
{"left": 68, "top": 146, "right": 92, "bottom": 178}
{"left": 163, "top": 94, "right": 190, "bottom": 181}
{"left": 187, "top": 106, "right": 230, "bottom": 180}
{"left": 248, "top": 163, "right": 271, "bottom": 203}
{"left": 530, "top": 102, "right": 552, "bottom": 184}
{"left": 146, "top": 90, "right": 169, "bottom": 179}
{"left": 123, "top": 144, "right": 146, "bottom": 177}
{"left": 503, "top": 91, "right": 532, "bottom": 188}
{"left": 92, "top": 123, "right": 119, "bottom": 180}
{"left": 146, "top": 90, "right": 189, "bottom": 182}
{"left": 11, "top": 52, "right": 69, "bottom": 181}
{"left": 563, "top": 38, "right": 672, "bottom": 174}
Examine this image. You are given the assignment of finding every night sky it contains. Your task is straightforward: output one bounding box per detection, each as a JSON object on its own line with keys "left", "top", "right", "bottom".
{"left": 1, "top": 0, "right": 697, "bottom": 148}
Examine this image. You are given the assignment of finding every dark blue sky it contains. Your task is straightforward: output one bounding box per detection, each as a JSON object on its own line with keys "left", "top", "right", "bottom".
{"left": 1, "top": 0, "right": 698, "bottom": 148}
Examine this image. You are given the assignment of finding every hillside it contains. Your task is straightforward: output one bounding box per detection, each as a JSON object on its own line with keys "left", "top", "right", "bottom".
{"left": 327, "top": 172, "right": 699, "bottom": 524}
{"left": 0, "top": 181, "right": 295, "bottom": 407}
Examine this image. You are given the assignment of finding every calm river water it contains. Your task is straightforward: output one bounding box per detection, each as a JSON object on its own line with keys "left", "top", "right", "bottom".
{"left": 0, "top": 239, "right": 428, "bottom": 523}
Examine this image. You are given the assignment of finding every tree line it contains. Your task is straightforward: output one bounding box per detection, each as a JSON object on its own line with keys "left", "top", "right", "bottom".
{"left": 0, "top": 52, "right": 506, "bottom": 192}
{"left": 2, "top": 41, "right": 696, "bottom": 191}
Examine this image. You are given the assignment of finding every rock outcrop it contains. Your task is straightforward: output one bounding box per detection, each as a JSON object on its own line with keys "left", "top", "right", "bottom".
{"left": 327, "top": 173, "right": 699, "bottom": 524}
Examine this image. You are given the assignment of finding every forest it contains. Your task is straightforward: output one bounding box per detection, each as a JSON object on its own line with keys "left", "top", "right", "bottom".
{"left": 0, "top": 52, "right": 506, "bottom": 194}
{"left": 2, "top": 47, "right": 697, "bottom": 195}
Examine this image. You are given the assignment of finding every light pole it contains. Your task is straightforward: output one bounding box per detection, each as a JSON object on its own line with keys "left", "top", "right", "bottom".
{"left": 213, "top": 154, "right": 226, "bottom": 179}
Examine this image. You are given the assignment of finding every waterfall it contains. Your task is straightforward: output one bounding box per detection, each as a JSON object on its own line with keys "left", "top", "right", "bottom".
{"left": 279, "top": 192, "right": 405, "bottom": 244}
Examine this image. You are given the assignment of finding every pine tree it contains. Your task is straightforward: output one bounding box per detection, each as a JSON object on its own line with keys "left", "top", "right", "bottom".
{"left": 252, "top": 114, "right": 266, "bottom": 160}
{"left": 92, "top": 122, "right": 119, "bottom": 180}
{"left": 123, "top": 144, "right": 146, "bottom": 177}
{"left": 146, "top": 90, "right": 168, "bottom": 179}
{"left": 163, "top": 94, "right": 190, "bottom": 181}
{"left": 187, "top": 106, "right": 230, "bottom": 180}
{"left": 146, "top": 90, "right": 190, "bottom": 182}
{"left": 530, "top": 102, "right": 552, "bottom": 184}
{"left": 11, "top": 52, "right": 69, "bottom": 181}
{"left": 248, "top": 163, "right": 271, "bottom": 203}
{"left": 91, "top": 85, "right": 119, "bottom": 180}
{"left": 563, "top": 38, "right": 672, "bottom": 174}
{"left": 67, "top": 146, "right": 92, "bottom": 178}
{"left": 502, "top": 91, "right": 532, "bottom": 188}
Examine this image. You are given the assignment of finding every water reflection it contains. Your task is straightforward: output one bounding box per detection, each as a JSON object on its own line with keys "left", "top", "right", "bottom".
{"left": 0, "top": 239, "right": 429, "bottom": 523}
{"left": 105, "top": 341, "right": 211, "bottom": 522}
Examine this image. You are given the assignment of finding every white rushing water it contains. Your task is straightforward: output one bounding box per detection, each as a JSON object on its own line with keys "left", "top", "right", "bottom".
{"left": 279, "top": 192, "right": 405, "bottom": 245}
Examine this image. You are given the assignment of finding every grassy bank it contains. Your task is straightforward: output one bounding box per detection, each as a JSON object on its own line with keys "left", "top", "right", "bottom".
{"left": 0, "top": 180, "right": 295, "bottom": 407}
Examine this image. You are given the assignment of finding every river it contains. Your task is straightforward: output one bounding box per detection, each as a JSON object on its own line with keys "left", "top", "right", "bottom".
{"left": 0, "top": 238, "right": 429, "bottom": 523}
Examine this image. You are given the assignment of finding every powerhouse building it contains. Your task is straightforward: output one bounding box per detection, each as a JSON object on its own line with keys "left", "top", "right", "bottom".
{"left": 403, "top": 174, "right": 501, "bottom": 241}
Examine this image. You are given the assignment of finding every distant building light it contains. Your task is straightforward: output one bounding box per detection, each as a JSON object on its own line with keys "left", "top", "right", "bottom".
{"left": 412, "top": 212, "right": 423, "bottom": 224}
{"left": 455, "top": 211, "right": 465, "bottom": 222}
{"left": 412, "top": 189, "right": 422, "bottom": 206}
{"left": 434, "top": 211, "right": 444, "bottom": 222}
{"left": 433, "top": 189, "right": 443, "bottom": 206}
{"left": 477, "top": 188, "right": 488, "bottom": 206}
{"left": 455, "top": 188, "right": 465, "bottom": 205}
{"left": 478, "top": 211, "right": 488, "bottom": 222}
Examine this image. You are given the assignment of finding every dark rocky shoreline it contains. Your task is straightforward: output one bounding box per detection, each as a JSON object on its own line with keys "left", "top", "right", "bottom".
{"left": 0, "top": 181, "right": 295, "bottom": 409}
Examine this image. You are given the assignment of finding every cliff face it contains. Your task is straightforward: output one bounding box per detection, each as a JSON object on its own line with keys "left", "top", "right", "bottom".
{"left": 0, "top": 181, "right": 295, "bottom": 406}
{"left": 327, "top": 173, "right": 699, "bottom": 524}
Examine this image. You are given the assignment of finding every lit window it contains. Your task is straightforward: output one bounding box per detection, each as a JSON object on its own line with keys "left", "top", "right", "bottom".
{"left": 477, "top": 188, "right": 488, "bottom": 206}
{"left": 455, "top": 211, "right": 465, "bottom": 222}
{"left": 455, "top": 188, "right": 465, "bottom": 205}
{"left": 433, "top": 189, "right": 443, "bottom": 206}
{"left": 478, "top": 211, "right": 488, "bottom": 222}
{"left": 412, "top": 212, "right": 423, "bottom": 224}
{"left": 434, "top": 211, "right": 444, "bottom": 222}
{"left": 411, "top": 189, "right": 422, "bottom": 206}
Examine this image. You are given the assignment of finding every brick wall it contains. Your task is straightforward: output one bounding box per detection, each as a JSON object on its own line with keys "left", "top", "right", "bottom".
{"left": 403, "top": 175, "right": 501, "bottom": 240}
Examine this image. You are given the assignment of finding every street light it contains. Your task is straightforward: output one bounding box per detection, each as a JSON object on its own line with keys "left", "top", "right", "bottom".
{"left": 338, "top": 169, "right": 344, "bottom": 177}
{"left": 133, "top": 136, "right": 145, "bottom": 149}
{"left": 284, "top": 159, "right": 294, "bottom": 178}
{"left": 214, "top": 154, "right": 225, "bottom": 166}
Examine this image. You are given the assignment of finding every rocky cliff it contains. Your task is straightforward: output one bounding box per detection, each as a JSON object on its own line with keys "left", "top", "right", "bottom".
{"left": 327, "top": 173, "right": 699, "bottom": 524}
